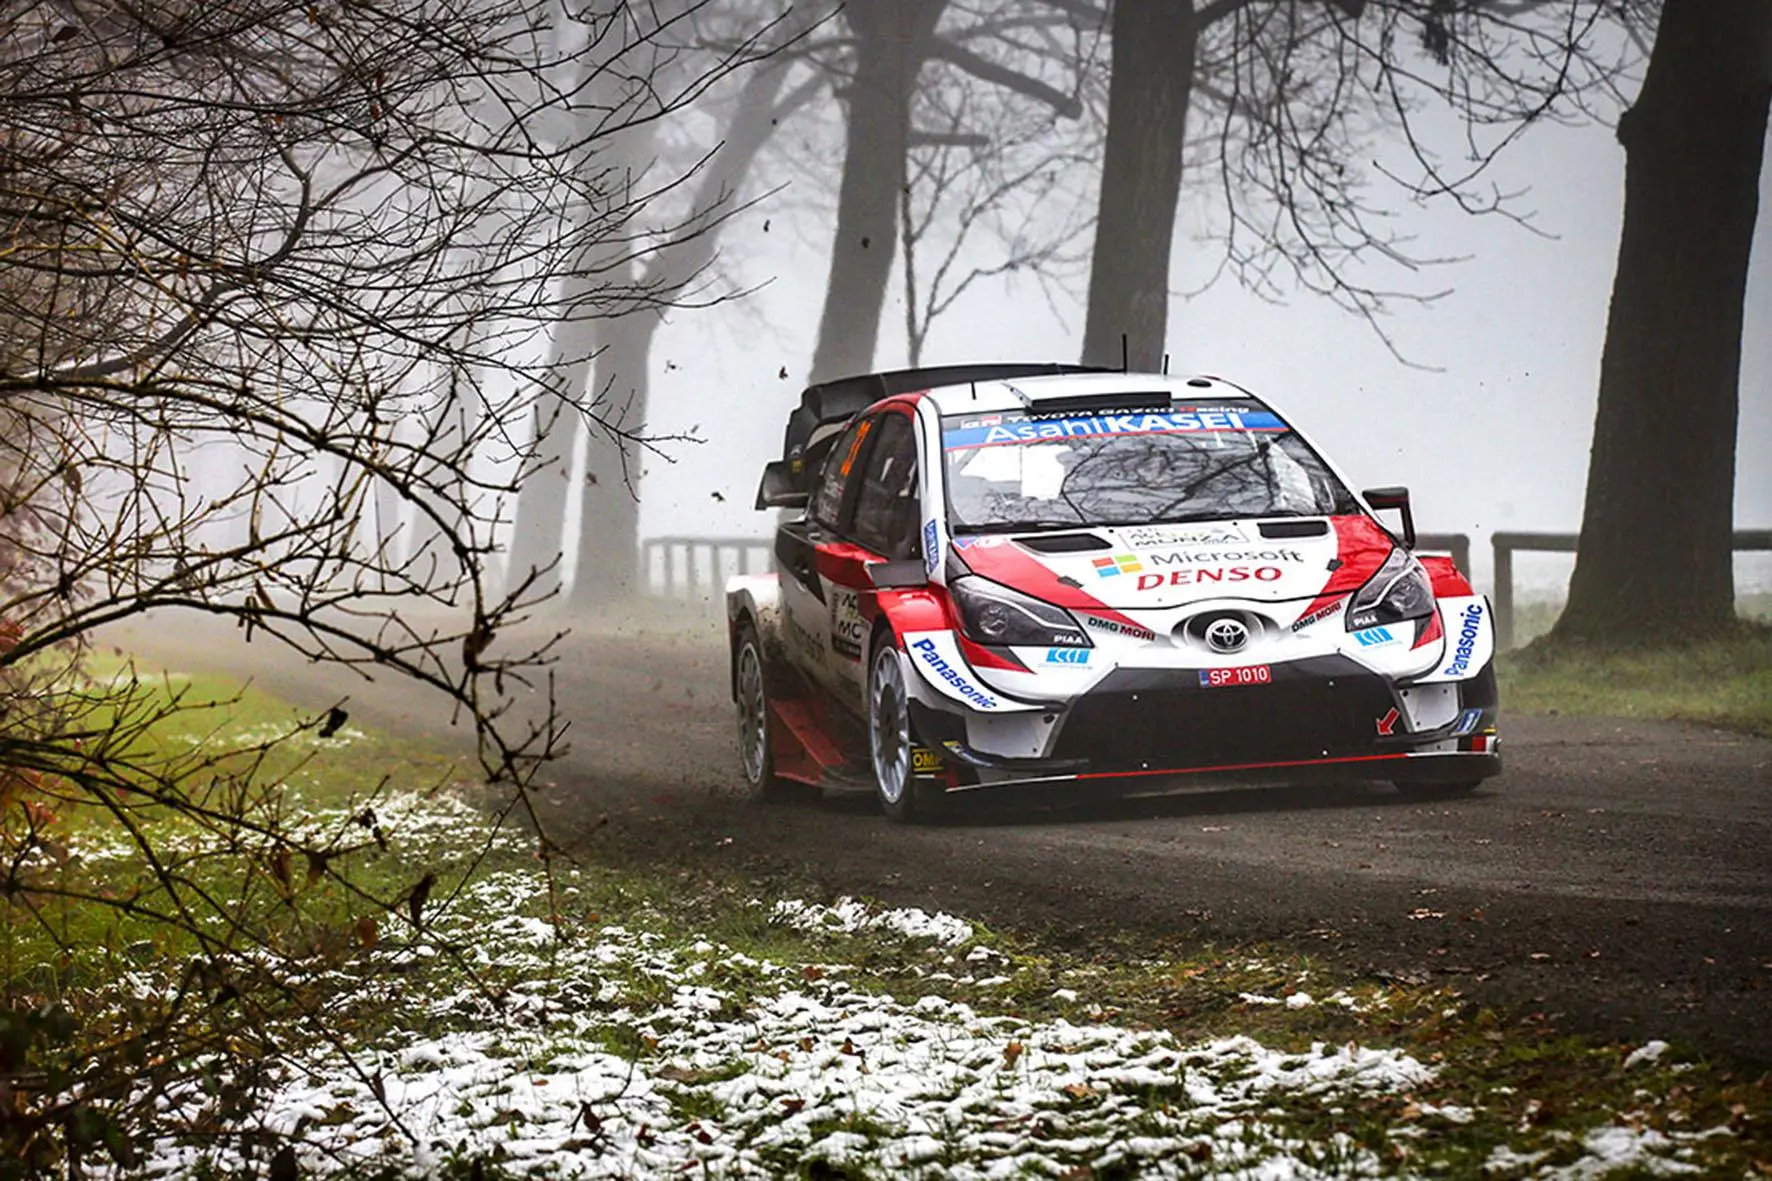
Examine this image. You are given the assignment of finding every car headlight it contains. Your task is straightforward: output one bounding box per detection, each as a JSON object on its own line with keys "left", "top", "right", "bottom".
{"left": 1345, "top": 547, "right": 1435, "bottom": 630}
{"left": 949, "top": 576, "right": 1092, "bottom": 649}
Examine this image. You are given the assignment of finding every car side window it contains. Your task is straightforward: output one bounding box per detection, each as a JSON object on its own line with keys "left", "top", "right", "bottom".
{"left": 811, "top": 416, "right": 873, "bottom": 532}
{"left": 849, "top": 413, "right": 920, "bottom": 558}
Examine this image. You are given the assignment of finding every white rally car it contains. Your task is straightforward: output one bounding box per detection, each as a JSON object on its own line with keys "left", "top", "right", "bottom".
{"left": 727, "top": 364, "right": 1500, "bottom": 821}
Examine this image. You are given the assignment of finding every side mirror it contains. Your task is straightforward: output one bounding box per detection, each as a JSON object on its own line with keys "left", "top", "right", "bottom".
{"left": 866, "top": 559, "right": 926, "bottom": 590}
{"left": 755, "top": 460, "right": 808, "bottom": 510}
{"left": 1362, "top": 486, "right": 1416, "bottom": 549}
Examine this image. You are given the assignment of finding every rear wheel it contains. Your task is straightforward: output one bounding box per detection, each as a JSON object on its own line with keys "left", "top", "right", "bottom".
{"left": 869, "top": 636, "right": 941, "bottom": 823}
{"left": 734, "top": 622, "right": 793, "bottom": 801}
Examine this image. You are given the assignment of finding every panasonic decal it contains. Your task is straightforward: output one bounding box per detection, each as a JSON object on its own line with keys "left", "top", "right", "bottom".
{"left": 909, "top": 637, "right": 1000, "bottom": 710}
{"left": 1442, "top": 603, "right": 1486, "bottom": 676}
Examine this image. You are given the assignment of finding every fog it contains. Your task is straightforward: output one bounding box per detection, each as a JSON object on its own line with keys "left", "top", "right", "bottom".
{"left": 631, "top": 112, "right": 1772, "bottom": 599}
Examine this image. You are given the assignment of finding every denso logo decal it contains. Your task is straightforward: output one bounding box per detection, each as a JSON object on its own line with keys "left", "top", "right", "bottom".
{"left": 910, "top": 638, "right": 999, "bottom": 709}
{"left": 1135, "top": 566, "right": 1282, "bottom": 591}
{"left": 1442, "top": 604, "right": 1485, "bottom": 676}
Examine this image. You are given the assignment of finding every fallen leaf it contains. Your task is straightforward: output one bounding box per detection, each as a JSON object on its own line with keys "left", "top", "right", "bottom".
{"left": 353, "top": 915, "right": 378, "bottom": 948}
{"left": 1003, "top": 1040, "right": 1024, "bottom": 1068}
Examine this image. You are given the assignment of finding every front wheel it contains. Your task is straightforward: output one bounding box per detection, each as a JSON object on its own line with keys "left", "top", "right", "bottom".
{"left": 869, "top": 637, "right": 940, "bottom": 823}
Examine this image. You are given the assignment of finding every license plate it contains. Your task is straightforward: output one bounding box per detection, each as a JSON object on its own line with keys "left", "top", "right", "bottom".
{"left": 1199, "top": 665, "right": 1272, "bottom": 688}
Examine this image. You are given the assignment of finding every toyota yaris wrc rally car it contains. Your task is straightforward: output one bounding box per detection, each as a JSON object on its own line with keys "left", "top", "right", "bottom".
{"left": 726, "top": 363, "right": 1500, "bottom": 821}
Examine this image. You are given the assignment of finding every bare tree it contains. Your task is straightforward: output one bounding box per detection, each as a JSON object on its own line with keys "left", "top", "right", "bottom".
{"left": 0, "top": 0, "right": 761, "bottom": 1163}
{"left": 1082, "top": 1, "right": 1644, "bottom": 367}
{"left": 898, "top": 58, "right": 1099, "bottom": 365}
{"left": 805, "top": 0, "right": 1091, "bottom": 383}
{"left": 1557, "top": 0, "right": 1769, "bottom": 641}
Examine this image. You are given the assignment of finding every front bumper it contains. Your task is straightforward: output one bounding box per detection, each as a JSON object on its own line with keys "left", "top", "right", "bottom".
{"left": 911, "top": 657, "right": 1500, "bottom": 790}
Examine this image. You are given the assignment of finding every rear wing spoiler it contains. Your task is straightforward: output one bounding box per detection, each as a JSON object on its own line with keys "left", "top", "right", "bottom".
{"left": 763, "top": 362, "right": 1112, "bottom": 509}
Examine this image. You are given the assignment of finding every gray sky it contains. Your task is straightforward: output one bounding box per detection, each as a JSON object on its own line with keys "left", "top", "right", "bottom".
{"left": 631, "top": 114, "right": 1771, "bottom": 597}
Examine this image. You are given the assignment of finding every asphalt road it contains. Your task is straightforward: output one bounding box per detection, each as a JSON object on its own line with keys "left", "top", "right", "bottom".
{"left": 128, "top": 615, "right": 1772, "bottom": 1063}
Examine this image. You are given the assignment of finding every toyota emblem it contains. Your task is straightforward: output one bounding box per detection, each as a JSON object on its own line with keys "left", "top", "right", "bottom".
{"left": 1204, "top": 617, "right": 1250, "bottom": 654}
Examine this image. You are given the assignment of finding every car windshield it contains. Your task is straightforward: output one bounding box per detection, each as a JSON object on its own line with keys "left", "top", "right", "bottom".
{"left": 941, "top": 402, "right": 1357, "bottom": 532}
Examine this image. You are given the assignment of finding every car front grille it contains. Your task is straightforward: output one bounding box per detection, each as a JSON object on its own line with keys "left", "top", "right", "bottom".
{"left": 1051, "top": 664, "right": 1397, "bottom": 771}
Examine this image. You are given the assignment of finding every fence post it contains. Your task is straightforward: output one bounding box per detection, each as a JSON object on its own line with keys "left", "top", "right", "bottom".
{"left": 1493, "top": 537, "right": 1515, "bottom": 651}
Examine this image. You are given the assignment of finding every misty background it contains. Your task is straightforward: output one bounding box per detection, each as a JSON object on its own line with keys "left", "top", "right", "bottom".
{"left": 625, "top": 110, "right": 1771, "bottom": 599}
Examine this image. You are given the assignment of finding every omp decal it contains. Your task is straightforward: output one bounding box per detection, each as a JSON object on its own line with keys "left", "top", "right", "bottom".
{"left": 1135, "top": 566, "right": 1282, "bottom": 591}
{"left": 942, "top": 408, "right": 1286, "bottom": 450}
{"left": 1120, "top": 524, "right": 1247, "bottom": 548}
{"left": 911, "top": 747, "right": 945, "bottom": 774}
{"left": 1375, "top": 707, "right": 1401, "bottom": 736}
{"left": 829, "top": 587, "right": 864, "bottom": 660}
{"left": 1045, "top": 647, "right": 1089, "bottom": 665}
{"left": 922, "top": 519, "right": 940, "bottom": 575}
{"left": 1453, "top": 708, "right": 1483, "bottom": 736}
{"left": 1091, "top": 554, "right": 1143, "bottom": 577}
{"left": 1290, "top": 596, "right": 1346, "bottom": 632}
{"left": 1082, "top": 613, "right": 1157, "bottom": 642}
{"left": 1442, "top": 603, "right": 1486, "bottom": 676}
{"left": 907, "top": 636, "right": 1001, "bottom": 709}
{"left": 1147, "top": 548, "right": 1304, "bottom": 566}
{"left": 1352, "top": 625, "right": 1399, "bottom": 648}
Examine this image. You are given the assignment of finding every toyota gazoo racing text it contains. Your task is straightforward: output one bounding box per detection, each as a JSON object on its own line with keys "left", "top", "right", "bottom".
{"left": 725, "top": 363, "right": 1500, "bottom": 821}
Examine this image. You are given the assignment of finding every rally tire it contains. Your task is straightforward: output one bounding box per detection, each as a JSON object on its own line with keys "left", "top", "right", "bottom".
{"left": 869, "top": 635, "right": 943, "bottom": 823}
{"left": 734, "top": 621, "right": 795, "bottom": 802}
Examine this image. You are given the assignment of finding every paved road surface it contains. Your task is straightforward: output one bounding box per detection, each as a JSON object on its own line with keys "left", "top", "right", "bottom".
{"left": 127, "top": 616, "right": 1772, "bottom": 1063}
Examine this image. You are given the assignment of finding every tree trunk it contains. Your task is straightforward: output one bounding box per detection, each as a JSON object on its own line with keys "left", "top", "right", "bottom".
{"left": 1080, "top": 2, "right": 1198, "bottom": 371}
{"left": 505, "top": 270, "right": 596, "bottom": 601}
{"left": 562, "top": 55, "right": 805, "bottom": 609}
{"left": 808, "top": 0, "right": 946, "bottom": 383}
{"left": 570, "top": 303, "right": 648, "bottom": 608}
{"left": 1555, "top": 0, "right": 1770, "bottom": 644}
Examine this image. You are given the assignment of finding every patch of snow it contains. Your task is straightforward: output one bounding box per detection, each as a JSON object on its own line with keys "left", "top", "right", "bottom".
{"left": 1542, "top": 1125, "right": 1702, "bottom": 1179}
{"left": 770, "top": 897, "right": 975, "bottom": 946}
{"left": 99, "top": 851, "right": 1439, "bottom": 1180}
{"left": 1285, "top": 992, "right": 1315, "bottom": 1009}
{"left": 1623, "top": 1039, "right": 1670, "bottom": 1069}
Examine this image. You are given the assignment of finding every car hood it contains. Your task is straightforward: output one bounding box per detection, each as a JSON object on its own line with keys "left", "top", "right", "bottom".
{"left": 951, "top": 515, "right": 1395, "bottom": 615}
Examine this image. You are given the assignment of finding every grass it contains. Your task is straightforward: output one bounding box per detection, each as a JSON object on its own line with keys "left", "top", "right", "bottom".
{"left": 1498, "top": 603, "right": 1772, "bottom": 737}
{"left": 8, "top": 656, "right": 1771, "bottom": 1178}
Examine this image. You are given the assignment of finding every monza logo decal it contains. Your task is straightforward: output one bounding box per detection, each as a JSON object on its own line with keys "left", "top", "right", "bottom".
{"left": 1119, "top": 524, "right": 1248, "bottom": 548}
